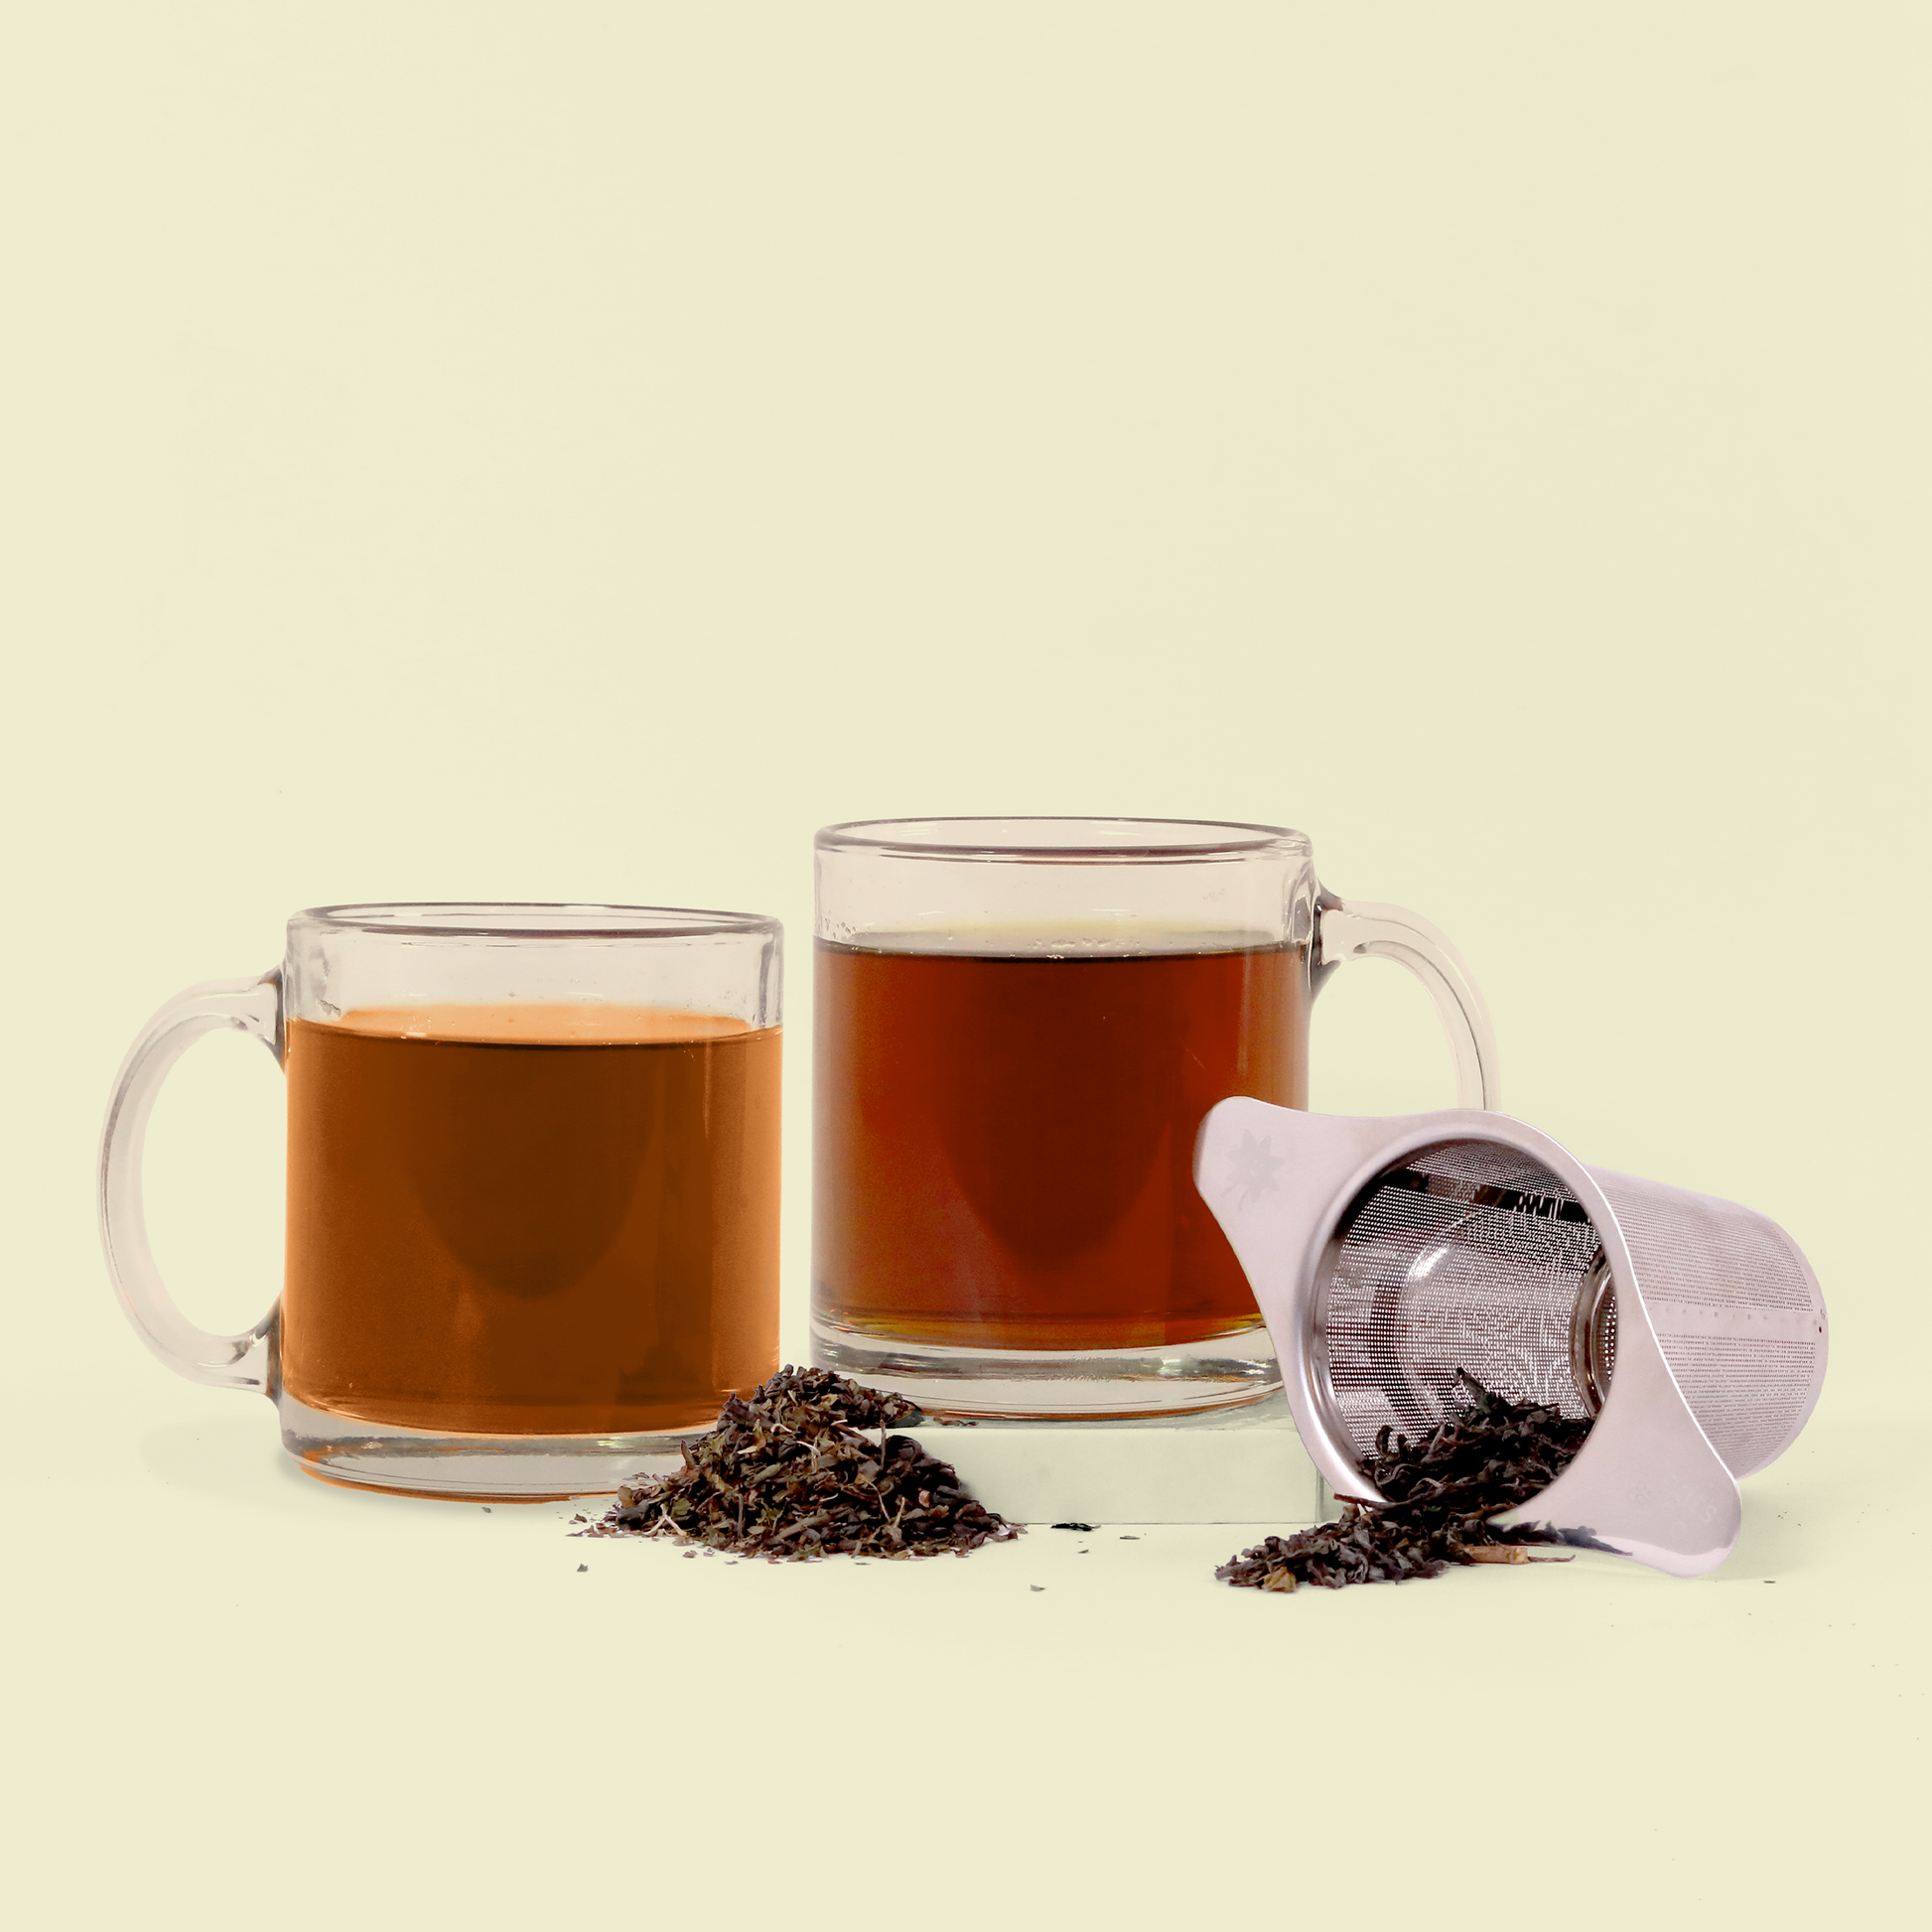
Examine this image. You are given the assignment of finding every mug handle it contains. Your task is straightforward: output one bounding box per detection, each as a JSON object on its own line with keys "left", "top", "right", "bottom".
{"left": 97, "top": 972, "right": 284, "bottom": 1391}
{"left": 1313, "top": 897, "right": 1499, "bottom": 1109}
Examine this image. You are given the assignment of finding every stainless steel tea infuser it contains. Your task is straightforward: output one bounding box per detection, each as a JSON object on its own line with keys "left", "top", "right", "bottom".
{"left": 1195, "top": 1098, "right": 1828, "bottom": 1577}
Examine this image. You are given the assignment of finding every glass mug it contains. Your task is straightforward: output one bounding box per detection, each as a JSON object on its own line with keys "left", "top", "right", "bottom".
{"left": 99, "top": 903, "right": 782, "bottom": 1498}
{"left": 811, "top": 818, "right": 1497, "bottom": 1419}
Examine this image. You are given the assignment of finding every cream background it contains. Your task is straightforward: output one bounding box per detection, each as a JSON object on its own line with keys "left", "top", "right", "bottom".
{"left": 3, "top": 6, "right": 1926, "bottom": 1926}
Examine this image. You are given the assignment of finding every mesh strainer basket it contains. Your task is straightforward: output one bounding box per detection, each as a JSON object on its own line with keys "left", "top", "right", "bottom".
{"left": 1195, "top": 1099, "right": 1827, "bottom": 1577}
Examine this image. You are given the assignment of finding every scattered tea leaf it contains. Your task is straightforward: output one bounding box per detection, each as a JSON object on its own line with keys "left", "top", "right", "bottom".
{"left": 1218, "top": 1373, "right": 1592, "bottom": 1594}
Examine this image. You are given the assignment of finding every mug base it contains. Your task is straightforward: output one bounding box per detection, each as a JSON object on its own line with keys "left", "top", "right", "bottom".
{"left": 810, "top": 1317, "right": 1281, "bottom": 1421}
{"left": 276, "top": 1391, "right": 706, "bottom": 1500}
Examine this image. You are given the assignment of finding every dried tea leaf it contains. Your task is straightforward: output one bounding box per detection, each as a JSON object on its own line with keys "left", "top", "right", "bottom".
{"left": 578, "top": 1365, "right": 1022, "bottom": 1565}
{"left": 1218, "top": 1373, "right": 1592, "bottom": 1595}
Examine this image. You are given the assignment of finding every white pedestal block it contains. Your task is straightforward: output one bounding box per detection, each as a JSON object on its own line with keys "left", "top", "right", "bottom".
{"left": 904, "top": 1390, "right": 1323, "bottom": 1525}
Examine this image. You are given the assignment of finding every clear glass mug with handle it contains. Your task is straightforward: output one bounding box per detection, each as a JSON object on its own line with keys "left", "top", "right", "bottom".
{"left": 99, "top": 903, "right": 783, "bottom": 1498}
{"left": 812, "top": 817, "right": 1496, "bottom": 1419}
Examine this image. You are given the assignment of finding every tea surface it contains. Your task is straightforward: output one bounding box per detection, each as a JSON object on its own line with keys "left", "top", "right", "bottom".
{"left": 813, "top": 939, "right": 1306, "bottom": 1350}
{"left": 284, "top": 1005, "right": 780, "bottom": 1435}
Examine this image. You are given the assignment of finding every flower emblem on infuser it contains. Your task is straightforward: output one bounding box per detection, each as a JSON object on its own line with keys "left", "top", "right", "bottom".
{"left": 1226, "top": 1131, "right": 1286, "bottom": 1207}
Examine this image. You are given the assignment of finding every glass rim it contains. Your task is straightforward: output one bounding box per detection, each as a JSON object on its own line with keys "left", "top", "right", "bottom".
{"left": 291, "top": 902, "right": 782, "bottom": 941}
{"left": 814, "top": 816, "right": 1311, "bottom": 862}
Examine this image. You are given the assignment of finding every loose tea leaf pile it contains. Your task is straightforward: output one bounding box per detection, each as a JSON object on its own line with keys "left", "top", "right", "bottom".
{"left": 1218, "top": 1374, "right": 1592, "bottom": 1593}
{"left": 582, "top": 1365, "right": 1022, "bottom": 1562}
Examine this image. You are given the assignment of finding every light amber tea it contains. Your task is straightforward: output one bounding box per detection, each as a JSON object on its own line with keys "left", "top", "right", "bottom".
{"left": 814, "top": 939, "right": 1305, "bottom": 1352}
{"left": 284, "top": 1004, "right": 780, "bottom": 1437}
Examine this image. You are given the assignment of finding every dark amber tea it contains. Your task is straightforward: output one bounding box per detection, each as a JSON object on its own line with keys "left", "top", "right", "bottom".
{"left": 814, "top": 938, "right": 1306, "bottom": 1352}
{"left": 284, "top": 1004, "right": 780, "bottom": 1437}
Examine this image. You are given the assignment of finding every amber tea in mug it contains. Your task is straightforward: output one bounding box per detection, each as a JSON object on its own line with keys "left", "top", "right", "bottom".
{"left": 818, "top": 938, "right": 1305, "bottom": 1350}
{"left": 812, "top": 820, "right": 1496, "bottom": 1419}
{"left": 100, "top": 904, "right": 782, "bottom": 1498}
{"left": 283, "top": 1003, "right": 778, "bottom": 1439}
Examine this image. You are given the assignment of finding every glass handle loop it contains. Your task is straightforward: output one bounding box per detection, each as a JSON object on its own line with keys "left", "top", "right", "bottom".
{"left": 1315, "top": 899, "right": 1500, "bottom": 1110}
{"left": 97, "top": 972, "right": 284, "bottom": 1391}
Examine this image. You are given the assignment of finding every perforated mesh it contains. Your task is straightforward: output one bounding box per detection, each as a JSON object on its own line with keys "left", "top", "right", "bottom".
{"left": 1402, "top": 1142, "right": 1584, "bottom": 1199}
{"left": 1643, "top": 1335, "right": 1821, "bottom": 1478}
{"left": 1588, "top": 1170, "right": 1827, "bottom": 1477}
{"left": 1319, "top": 1141, "right": 1604, "bottom": 1460}
{"left": 1593, "top": 1174, "right": 1816, "bottom": 1312}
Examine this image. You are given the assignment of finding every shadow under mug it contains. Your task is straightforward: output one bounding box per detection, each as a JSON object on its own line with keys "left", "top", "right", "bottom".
{"left": 100, "top": 903, "right": 782, "bottom": 1499}
{"left": 810, "top": 817, "right": 1498, "bottom": 1419}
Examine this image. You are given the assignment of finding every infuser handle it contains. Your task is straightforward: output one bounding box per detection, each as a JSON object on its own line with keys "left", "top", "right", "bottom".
{"left": 1314, "top": 899, "right": 1499, "bottom": 1109}
{"left": 97, "top": 973, "right": 284, "bottom": 1391}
